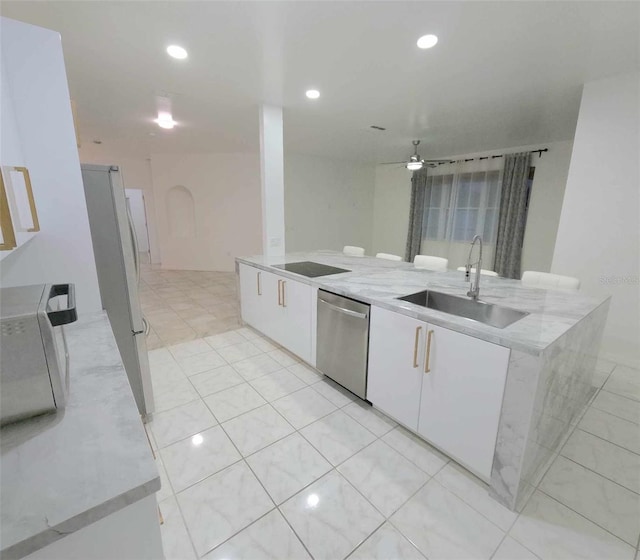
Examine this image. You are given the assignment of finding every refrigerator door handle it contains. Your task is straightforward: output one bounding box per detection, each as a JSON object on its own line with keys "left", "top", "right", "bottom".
{"left": 125, "top": 197, "right": 141, "bottom": 285}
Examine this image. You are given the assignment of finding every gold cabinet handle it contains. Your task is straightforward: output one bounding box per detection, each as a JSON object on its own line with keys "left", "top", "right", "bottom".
{"left": 0, "top": 172, "right": 17, "bottom": 250}
{"left": 412, "top": 326, "right": 422, "bottom": 368}
{"left": 257, "top": 271, "right": 262, "bottom": 295}
{"left": 425, "top": 329, "right": 434, "bottom": 373}
{"left": 277, "top": 279, "right": 282, "bottom": 306}
{"left": 282, "top": 280, "right": 287, "bottom": 307}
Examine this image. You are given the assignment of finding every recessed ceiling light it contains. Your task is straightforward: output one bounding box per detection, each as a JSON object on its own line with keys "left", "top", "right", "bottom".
{"left": 166, "top": 45, "right": 188, "bottom": 59}
{"left": 155, "top": 112, "right": 177, "bottom": 129}
{"left": 305, "top": 89, "right": 320, "bottom": 99}
{"left": 417, "top": 34, "right": 438, "bottom": 49}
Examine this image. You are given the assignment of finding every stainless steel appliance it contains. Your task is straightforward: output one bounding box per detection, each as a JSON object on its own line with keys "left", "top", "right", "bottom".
{"left": 0, "top": 283, "right": 77, "bottom": 425}
{"left": 81, "top": 164, "right": 154, "bottom": 417}
{"left": 317, "top": 290, "right": 370, "bottom": 399}
{"left": 273, "top": 261, "right": 350, "bottom": 278}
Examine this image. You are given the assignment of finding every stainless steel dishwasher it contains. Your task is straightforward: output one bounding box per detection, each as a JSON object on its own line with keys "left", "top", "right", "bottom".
{"left": 316, "top": 290, "right": 370, "bottom": 400}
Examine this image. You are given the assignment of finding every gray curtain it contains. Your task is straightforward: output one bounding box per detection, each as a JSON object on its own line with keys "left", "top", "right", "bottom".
{"left": 405, "top": 168, "right": 428, "bottom": 262}
{"left": 494, "top": 152, "right": 531, "bottom": 278}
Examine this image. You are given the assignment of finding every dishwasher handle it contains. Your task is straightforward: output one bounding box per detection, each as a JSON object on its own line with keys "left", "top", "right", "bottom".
{"left": 318, "top": 297, "right": 368, "bottom": 320}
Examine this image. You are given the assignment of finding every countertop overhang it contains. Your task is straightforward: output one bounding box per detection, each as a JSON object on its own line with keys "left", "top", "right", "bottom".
{"left": 236, "top": 251, "right": 610, "bottom": 355}
{"left": 0, "top": 312, "right": 159, "bottom": 559}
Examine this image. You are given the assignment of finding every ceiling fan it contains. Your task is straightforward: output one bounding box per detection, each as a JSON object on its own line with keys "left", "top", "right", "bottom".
{"left": 380, "top": 140, "right": 448, "bottom": 171}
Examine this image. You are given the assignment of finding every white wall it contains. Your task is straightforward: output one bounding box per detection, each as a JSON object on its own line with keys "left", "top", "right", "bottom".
{"left": 79, "top": 145, "right": 161, "bottom": 265}
{"left": 521, "top": 141, "right": 573, "bottom": 273}
{"left": 284, "top": 154, "right": 375, "bottom": 253}
{"left": 371, "top": 141, "right": 573, "bottom": 271}
{"left": 552, "top": 72, "right": 639, "bottom": 367}
{"left": 371, "top": 165, "right": 412, "bottom": 258}
{"left": 149, "top": 153, "right": 262, "bottom": 271}
{"left": 0, "top": 17, "right": 101, "bottom": 313}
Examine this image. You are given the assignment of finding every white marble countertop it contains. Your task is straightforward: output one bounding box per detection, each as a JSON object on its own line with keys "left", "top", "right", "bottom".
{"left": 0, "top": 312, "right": 159, "bottom": 559}
{"left": 237, "top": 251, "right": 610, "bottom": 355}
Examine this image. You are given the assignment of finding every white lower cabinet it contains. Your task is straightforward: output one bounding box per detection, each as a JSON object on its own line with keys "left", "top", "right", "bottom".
{"left": 278, "top": 277, "right": 312, "bottom": 362}
{"left": 417, "top": 324, "right": 510, "bottom": 480}
{"left": 367, "top": 307, "right": 426, "bottom": 431}
{"left": 367, "top": 306, "right": 510, "bottom": 481}
{"left": 238, "top": 263, "right": 312, "bottom": 364}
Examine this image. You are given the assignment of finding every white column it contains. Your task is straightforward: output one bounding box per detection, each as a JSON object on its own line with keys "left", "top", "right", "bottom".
{"left": 259, "top": 104, "right": 285, "bottom": 257}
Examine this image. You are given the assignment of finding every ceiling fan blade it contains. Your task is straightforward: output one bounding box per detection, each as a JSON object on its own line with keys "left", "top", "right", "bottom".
{"left": 379, "top": 161, "right": 408, "bottom": 165}
{"left": 424, "top": 159, "right": 452, "bottom": 163}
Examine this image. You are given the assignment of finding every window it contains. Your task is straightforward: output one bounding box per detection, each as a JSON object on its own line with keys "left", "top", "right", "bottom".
{"left": 422, "top": 167, "right": 502, "bottom": 245}
{"left": 422, "top": 174, "right": 454, "bottom": 241}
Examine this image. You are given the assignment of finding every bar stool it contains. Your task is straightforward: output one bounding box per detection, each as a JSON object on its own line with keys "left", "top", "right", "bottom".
{"left": 376, "top": 253, "right": 402, "bottom": 261}
{"left": 456, "top": 267, "right": 499, "bottom": 277}
{"left": 343, "top": 246, "right": 365, "bottom": 257}
{"left": 414, "top": 255, "right": 448, "bottom": 271}
{"left": 521, "top": 271, "right": 580, "bottom": 290}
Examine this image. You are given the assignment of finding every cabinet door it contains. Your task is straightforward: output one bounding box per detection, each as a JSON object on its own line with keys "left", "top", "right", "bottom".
{"left": 279, "top": 278, "right": 312, "bottom": 363}
{"left": 260, "top": 271, "right": 284, "bottom": 343}
{"left": 367, "top": 306, "right": 426, "bottom": 431}
{"left": 239, "top": 264, "right": 263, "bottom": 330}
{"left": 418, "top": 324, "right": 510, "bottom": 480}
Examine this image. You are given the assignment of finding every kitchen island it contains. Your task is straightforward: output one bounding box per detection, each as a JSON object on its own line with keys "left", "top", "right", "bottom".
{"left": 236, "top": 251, "right": 610, "bottom": 511}
{"left": 0, "top": 312, "right": 162, "bottom": 560}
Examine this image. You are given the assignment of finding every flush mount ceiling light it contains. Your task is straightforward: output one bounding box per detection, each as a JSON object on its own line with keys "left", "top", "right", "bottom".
{"left": 305, "top": 89, "right": 320, "bottom": 99}
{"left": 417, "top": 34, "right": 438, "bottom": 49}
{"left": 166, "top": 45, "right": 188, "bottom": 59}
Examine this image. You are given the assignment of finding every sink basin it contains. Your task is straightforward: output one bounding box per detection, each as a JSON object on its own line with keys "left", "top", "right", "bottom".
{"left": 397, "top": 290, "right": 528, "bottom": 329}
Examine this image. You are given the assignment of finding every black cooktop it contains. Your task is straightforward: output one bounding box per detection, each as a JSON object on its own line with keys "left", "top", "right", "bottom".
{"left": 272, "top": 261, "right": 350, "bottom": 278}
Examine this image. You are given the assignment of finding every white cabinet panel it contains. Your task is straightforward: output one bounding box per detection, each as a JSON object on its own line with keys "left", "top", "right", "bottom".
{"left": 367, "top": 306, "right": 426, "bottom": 431}
{"left": 239, "top": 263, "right": 263, "bottom": 330}
{"left": 279, "top": 278, "right": 312, "bottom": 363}
{"left": 417, "top": 324, "right": 510, "bottom": 480}
{"left": 238, "top": 263, "right": 312, "bottom": 364}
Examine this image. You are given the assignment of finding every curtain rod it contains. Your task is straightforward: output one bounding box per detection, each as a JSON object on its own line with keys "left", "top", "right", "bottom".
{"left": 434, "top": 148, "right": 548, "bottom": 166}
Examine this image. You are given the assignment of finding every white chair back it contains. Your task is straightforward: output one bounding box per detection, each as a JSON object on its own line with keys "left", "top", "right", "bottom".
{"left": 376, "top": 253, "right": 402, "bottom": 261}
{"left": 521, "top": 271, "right": 580, "bottom": 290}
{"left": 414, "top": 255, "right": 448, "bottom": 272}
{"left": 456, "top": 267, "right": 498, "bottom": 277}
{"left": 343, "top": 245, "right": 365, "bottom": 257}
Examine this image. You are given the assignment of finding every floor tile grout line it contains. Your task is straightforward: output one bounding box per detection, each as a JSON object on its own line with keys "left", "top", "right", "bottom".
{"left": 562, "top": 424, "right": 640, "bottom": 459}
{"left": 432, "top": 465, "right": 521, "bottom": 535}
{"left": 534, "top": 486, "right": 639, "bottom": 548}
{"left": 342, "top": 517, "right": 389, "bottom": 560}
{"left": 554, "top": 450, "right": 640, "bottom": 496}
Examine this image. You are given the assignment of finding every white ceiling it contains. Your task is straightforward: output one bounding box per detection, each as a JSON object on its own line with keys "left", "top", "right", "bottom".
{"left": 2, "top": 1, "right": 638, "bottom": 162}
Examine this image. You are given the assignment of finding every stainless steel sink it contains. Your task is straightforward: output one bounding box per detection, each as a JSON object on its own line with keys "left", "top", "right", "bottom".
{"left": 397, "top": 290, "right": 528, "bottom": 329}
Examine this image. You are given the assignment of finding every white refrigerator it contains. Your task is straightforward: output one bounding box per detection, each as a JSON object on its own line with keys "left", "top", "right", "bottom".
{"left": 81, "top": 164, "right": 154, "bottom": 418}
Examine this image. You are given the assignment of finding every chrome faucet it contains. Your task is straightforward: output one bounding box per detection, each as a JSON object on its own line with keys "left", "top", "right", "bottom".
{"left": 465, "top": 235, "right": 483, "bottom": 300}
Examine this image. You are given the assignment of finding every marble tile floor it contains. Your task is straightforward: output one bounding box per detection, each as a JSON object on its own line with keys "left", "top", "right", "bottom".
{"left": 144, "top": 326, "right": 640, "bottom": 560}
{"left": 139, "top": 262, "right": 240, "bottom": 349}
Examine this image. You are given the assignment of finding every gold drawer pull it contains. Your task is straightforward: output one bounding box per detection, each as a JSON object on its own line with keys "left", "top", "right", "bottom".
{"left": 257, "top": 271, "right": 262, "bottom": 295}
{"left": 282, "top": 281, "right": 287, "bottom": 307}
{"left": 412, "top": 326, "right": 422, "bottom": 368}
{"left": 277, "top": 279, "right": 282, "bottom": 306}
{"left": 425, "top": 329, "right": 434, "bottom": 373}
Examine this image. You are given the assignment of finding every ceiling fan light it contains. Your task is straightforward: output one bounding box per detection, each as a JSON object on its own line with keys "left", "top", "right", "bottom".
{"left": 406, "top": 161, "right": 423, "bottom": 171}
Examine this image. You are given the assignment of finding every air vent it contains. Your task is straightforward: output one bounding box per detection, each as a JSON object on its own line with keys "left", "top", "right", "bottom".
{"left": 370, "top": 125, "right": 386, "bottom": 131}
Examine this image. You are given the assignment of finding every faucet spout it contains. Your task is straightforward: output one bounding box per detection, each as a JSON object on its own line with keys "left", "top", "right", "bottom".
{"left": 466, "top": 235, "right": 483, "bottom": 300}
